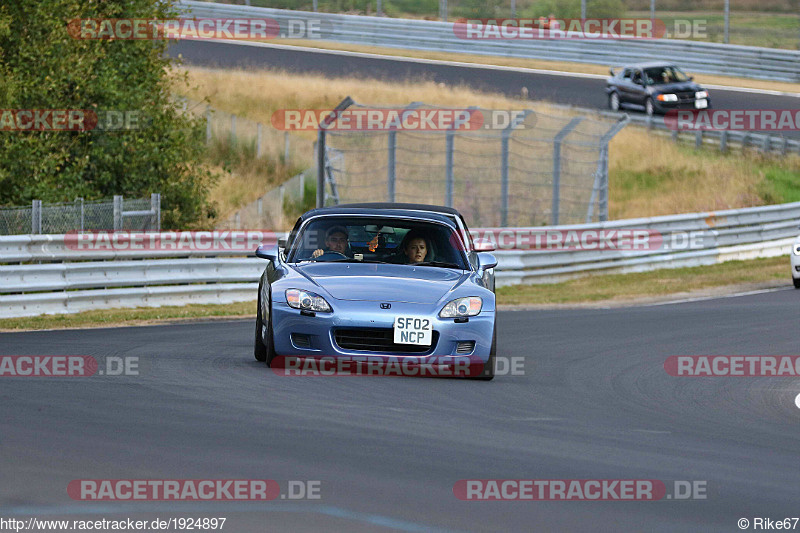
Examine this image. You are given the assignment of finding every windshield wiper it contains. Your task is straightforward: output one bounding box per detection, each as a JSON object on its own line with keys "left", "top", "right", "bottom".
{"left": 412, "top": 261, "right": 464, "bottom": 269}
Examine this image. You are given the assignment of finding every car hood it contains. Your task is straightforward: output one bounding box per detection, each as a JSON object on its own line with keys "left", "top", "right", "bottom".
{"left": 653, "top": 81, "right": 701, "bottom": 93}
{"left": 294, "top": 262, "right": 467, "bottom": 303}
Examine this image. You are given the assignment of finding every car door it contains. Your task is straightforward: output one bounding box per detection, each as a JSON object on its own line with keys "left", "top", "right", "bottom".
{"left": 630, "top": 69, "right": 647, "bottom": 108}
{"left": 617, "top": 68, "right": 635, "bottom": 105}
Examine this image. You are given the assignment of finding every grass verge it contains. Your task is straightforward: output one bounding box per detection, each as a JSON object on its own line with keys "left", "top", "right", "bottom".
{"left": 496, "top": 256, "right": 790, "bottom": 305}
{"left": 180, "top": 66, "right": 800, "bottom": 221}
{"left": 1, "top": 256, "right": 792, "bottom": 331}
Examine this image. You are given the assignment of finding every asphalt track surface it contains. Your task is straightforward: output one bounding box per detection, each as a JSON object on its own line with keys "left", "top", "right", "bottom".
{"left": 2, "top": 288, "right": 800, "bottom": 531}
{"left": 170, "top": 40, "right": 800, "bottom": 138}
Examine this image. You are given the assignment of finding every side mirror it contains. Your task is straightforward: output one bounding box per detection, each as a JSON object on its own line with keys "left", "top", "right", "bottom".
{"left": 255, "top": 244, "right": 279, "bottom": 262}
{"left": 477, "top": 252, "right": 498, "bottom": 270}
{"left": 609, "top": 67, "right": 616, "bottom": 76}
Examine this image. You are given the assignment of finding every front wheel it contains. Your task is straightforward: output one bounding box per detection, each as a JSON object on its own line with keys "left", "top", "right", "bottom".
{"left": 472, "top": 323, "right": 496, "bottom": 381}
{"left": 793, "top": 277, "right": 800, "bottom": 289}
{"left": 609, "top": 92, "right": 620, "bottom": 112}
{"left": 254, "top": 293, "right": 267, "bottom": 362}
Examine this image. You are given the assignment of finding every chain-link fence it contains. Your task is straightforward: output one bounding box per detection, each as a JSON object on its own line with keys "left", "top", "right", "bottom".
{"left": 0, "top": 194, "right": 161, "bottom": 235}
{"left": 317, "top": 100, "right": 627, "bottom": 227}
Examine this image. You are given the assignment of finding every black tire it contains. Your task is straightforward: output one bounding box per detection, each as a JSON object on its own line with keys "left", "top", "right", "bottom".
{"left": 793, "top": 277, "right": 800, "bottom": 289}
{"left": 264, "top": 308, "right": 277, "bottom": 367}
{"left": 254, "top": 293, "right": 267, "bottom": 362}
{"left": 608, "top": 92, "right": 620, "bottom": 112}
{"left": 472, "top": 322, "right": 496, "bottom": 381}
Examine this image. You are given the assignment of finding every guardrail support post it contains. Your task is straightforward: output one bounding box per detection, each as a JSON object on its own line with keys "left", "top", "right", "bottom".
{"left": 695, "top": 131, "right": 702, "bottom": 149}
{"left": 31, "top": 200, "right": 42, "bottom": 235}
{"left": 150, "top": 193, "right": 161, "bottom": 231}
{"left": 257, "top": 123, "right": 263, "bottom": 158}
{"left": 284, "top": 131, "right": 290, "bottom": 162}
{"left": 720, "top": 130, "right": 728, "bottom": 153}
{"left": 671, "top": 129, "right": 678, "bottom": 143}
{"left": 762, "top": 134, "right": 771, "bottom": 153}
{"left": 113, "top": 195, "right": 123, "bottom": 231}
{"left": 552, "top": 117, "right": 583, "bottom": 226}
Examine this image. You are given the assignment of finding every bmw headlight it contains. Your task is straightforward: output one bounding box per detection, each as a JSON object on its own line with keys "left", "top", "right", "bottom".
{"left": 657, "top": 93, "right": 678, "bottom": 102}
{"left": 794, "top": 244, "right": 800, "bottom": 256}
{"left": 286, "top": 289, "right": 332, "bottom": 312}
{"left": 439, "top": 297, "right": 482, "bottom": 318}
{"left": 695, "top": 90, "right": 709, "bottom": 99}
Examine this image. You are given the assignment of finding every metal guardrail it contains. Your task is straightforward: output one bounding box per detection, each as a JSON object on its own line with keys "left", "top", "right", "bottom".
{"left": 1, "top": 202, "right": 798, "bottom": 318}
{"left": 179, "top": 1, "right": 800, "bottom": 83}
{"left": 551, "top": 105, "right": 800, "bottom": 156}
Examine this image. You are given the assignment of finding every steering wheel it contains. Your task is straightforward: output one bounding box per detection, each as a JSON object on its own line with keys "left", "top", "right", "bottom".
{"left": 314, "top": 251, "right": 348, "bottom": 261}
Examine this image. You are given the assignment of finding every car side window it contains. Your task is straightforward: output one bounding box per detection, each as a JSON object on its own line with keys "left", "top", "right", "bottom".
{"left": 622, "top": 68, "right": 632, "bottom": 80}
{"left": 632, "top": 70, "right": 642, "bottom": 85}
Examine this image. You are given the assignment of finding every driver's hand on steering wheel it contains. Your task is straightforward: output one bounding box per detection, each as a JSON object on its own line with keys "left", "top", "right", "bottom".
{"left": 312, "top": 248, "right": 324, "bottom": 258}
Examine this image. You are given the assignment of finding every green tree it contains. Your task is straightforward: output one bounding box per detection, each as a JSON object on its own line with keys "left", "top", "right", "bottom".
{"left": 0, "top": 0, "right": 216, "bottom": 228}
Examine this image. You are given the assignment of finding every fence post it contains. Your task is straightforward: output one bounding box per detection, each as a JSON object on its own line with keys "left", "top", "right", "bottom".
{"left": 279, "top": 185, "right": 285, "bottom": 229}
{"left": 695, "top": 131, "right": 703, "bottom": 149}
{"left": 284, "top": 131, "right": 290, "bottom": 163}
{"left": 387, "top": 131, "right": 396, "bottom": 202}
{"left": 230, "top": 114, "right": 236, "bottom": 145}
{"left": 150, "top": 193, "right": 161, "bottom": 231}
{"left": 257, "top": 123, "right": 263, "bottom": 158}
{"left": 113, "top": 195, "right": 123, "bottom": 231}
{"left": 500, "top": 134, "right": 509, "bottom": 227}
{"left": 31, "top": 200, "right": 42, "bottom": 234}
{"left": 720, "top": 130, "right": 728, "bottom": 153}
{"left": 316, "top": 97, "right": 353, "bottom": 208}
{"left": 552, "top": 117, "right": 583, "bottom": 226}
{"left": 445, "top": 130, "right": 454, "bottom": 208}
{"left": 599, "top": 147, "right": 609, "bottom": 222}
{"left": 75, "top": 197, "right": 84, "bottom": 233}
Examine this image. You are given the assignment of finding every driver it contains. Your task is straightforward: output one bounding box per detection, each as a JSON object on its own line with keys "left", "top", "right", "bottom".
{"left": 312, "top": 225, "right": 349, "bottom": 259}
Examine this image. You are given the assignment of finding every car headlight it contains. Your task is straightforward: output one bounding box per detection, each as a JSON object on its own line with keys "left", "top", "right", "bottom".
{"left": 439, "top": 297, "right": 482, "bottom": 318}
{"left": 286, "top": 289, "right": 332, "bottom": 312}
{"left": 794, "top": 244, "right": 800, "bottom": 256}
{"left": 657, "top": 94, "right": 678, "bottom": 102}
{"left": 695, "top": 90, "right": 708, "bottom": 99}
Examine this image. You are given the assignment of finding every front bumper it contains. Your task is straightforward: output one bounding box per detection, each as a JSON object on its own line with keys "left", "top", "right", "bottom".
{"left": 271, "top": 300, "right": 495, "bottom": 364}
{"left": 653, "top": 98, "right": 710, "bottom": 114}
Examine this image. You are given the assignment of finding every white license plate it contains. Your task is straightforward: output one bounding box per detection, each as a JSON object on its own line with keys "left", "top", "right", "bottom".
{"left": 695, "top": 99, "right": 708, "bottom": 109}
{"left": 393, "top": 316, "right": 432, "bottom": 346}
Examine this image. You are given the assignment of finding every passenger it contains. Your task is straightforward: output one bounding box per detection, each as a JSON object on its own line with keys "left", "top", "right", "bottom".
{"left": 399, "top": 229, "right": 431, "bottom": 264}
{"left": 312, "top": 225, "right": 349, "bottom": 258}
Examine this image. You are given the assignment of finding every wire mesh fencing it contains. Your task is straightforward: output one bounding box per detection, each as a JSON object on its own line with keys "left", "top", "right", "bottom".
{"left": 319, "top": 101, "right": 628, "bottom": 227}
{"left": 0, "top": 195, "right": 161, "bottom": 235}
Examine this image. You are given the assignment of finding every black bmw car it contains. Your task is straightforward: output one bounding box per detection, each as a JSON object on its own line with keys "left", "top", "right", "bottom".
{"left": 606, "top": 62, "right": 710, "bottom": 116}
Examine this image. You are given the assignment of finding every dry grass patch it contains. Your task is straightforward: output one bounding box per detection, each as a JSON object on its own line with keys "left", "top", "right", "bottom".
{"left": 179, "top": 66, "right": 800, "bottom": 221}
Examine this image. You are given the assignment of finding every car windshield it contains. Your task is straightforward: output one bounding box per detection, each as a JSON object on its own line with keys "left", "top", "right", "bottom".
{"left": 287, "top": 216, "right": 468, "bottom": 269}
{"left": 644, "top": 66, "right": 689, "bottom": 85}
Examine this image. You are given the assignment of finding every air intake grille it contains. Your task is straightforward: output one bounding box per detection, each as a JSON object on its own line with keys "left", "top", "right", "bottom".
{"left": 334, "top": 328, "right": 437, "bottom": 354}
{"left": 455, "top": 341, "right": 475, "bottom": 354}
